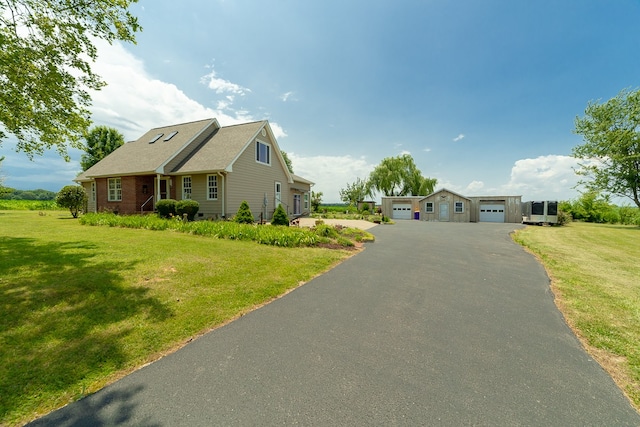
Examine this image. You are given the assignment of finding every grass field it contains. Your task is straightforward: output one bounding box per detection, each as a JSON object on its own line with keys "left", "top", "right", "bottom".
{"left": 514, "top": 222, "right": 640, "bottom": 410}
{"left": 0, "top": 210, "right": 353, "bottom": 426}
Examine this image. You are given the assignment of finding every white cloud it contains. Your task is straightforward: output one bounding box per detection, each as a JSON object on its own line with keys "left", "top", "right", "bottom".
{"left": 289, "top": 154, "right": 376, "bottom": 203}
{"left": 453, "top": 134, "right": 465, "bottom": 142}
{"left": 280, "top": 91, "right": 296, "bottom": 102}
{"left": 464, "top": 180, "right": 485, "bottom": 194}
{"left": 501, "top": 155, "right": 583, "bottom": 201}
{"left": 201, "top": 68, "right": 250, "bottom": 96}
{"left": 2, "top": 41, "right": 283, "bottom": 191}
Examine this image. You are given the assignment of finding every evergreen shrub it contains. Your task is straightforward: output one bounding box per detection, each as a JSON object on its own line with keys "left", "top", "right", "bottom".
{"left": 156, "top": 199, "right": 177, "bottom": 218}
{"left": 176, "top": 199, "right": 200, "bottom": 221}
{"left": 235, "top": 201, "right": 254, "bottom": 224}
{"left": 271, "top": 204, "right": 289, "bottom": 226}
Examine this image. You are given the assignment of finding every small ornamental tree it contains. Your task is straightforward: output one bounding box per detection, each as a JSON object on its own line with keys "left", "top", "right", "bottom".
{"left": 176, "top": 199, "right": 199, "bottom": 221}
{"left": 56, "top": 185, "right": 87, "bottom": 218}
{"left": 235, "top": 201, "right": 254, "bottom": 224}
{"left": 271, "top": 204, "right": 289, "bottom": 226}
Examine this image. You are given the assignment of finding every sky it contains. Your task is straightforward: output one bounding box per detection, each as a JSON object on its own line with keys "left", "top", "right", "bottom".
{"left": 2, "top": 0, "right": 640, "bottom": 203}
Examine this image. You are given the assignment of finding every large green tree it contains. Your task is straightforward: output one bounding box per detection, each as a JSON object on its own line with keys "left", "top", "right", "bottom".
{"left": 81, "top": 126, "right": 125, "bottom": 170}
{"left": 573, "top": 88, "right": 640, "bottom": 208}
{"left": 0, "top": 0, "right": 141, "bottom": 160}
{"left": 339, "top": 177, "right": 372, "bottom": 206}
{"left": 368, "top": 154, "right": 437, "bottom": 197}
{"left": 281, "top": 150, "right": 294, "bottom": 174}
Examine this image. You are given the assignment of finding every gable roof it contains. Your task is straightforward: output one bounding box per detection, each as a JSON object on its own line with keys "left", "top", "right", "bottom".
{"left": 77, "top": 119, "right": 293, "bottom": 182}
{"left": 422, "top": 188, "right": 472, "bottom": 201}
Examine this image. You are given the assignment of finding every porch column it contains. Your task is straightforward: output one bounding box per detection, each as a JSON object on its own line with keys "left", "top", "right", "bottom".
{"left": 156, "top": 174, "right": 162, "bottom": 202}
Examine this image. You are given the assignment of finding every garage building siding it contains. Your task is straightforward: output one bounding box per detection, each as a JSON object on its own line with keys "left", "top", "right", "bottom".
{"left": 419, "top": 189, "right": 470, "bottom": 222}
{"left": 381, "top": 197, "right": 422, "bottom": 220}
{"left": 469, "top": 196, "right": 522, "bottom": 223}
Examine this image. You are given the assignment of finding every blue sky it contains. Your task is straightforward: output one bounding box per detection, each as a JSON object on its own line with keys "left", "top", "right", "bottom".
{"left": 2, "top": 0, "right": 640, "bottom": 203}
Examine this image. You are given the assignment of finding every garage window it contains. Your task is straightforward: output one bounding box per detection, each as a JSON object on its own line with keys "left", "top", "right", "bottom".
{"left": 455, "top": 201, "right": 464, "bottom": 213}
{"left": 425, "top": 202, "right": 434, "bottom": 213}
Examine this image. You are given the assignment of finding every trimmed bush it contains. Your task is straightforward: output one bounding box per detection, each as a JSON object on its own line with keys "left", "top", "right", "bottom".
{"left": 55, "top": 185, "right": 87, "bottom": 218}
{"left": 156, "top": 199, "right": 177, "bottom": 218}
{"left": 176, "top": 199, "right": 200, "bottom": 221}
{"left": 271, "top": 204, "right": 289, "bottom": 226}
{"left": 235, "top": 201, "right": 254, "bottom": 224}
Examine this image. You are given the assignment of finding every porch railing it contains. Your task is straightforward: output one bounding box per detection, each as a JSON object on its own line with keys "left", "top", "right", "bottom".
{"left": 141, "top": 194, "right": 154, "bottom": 214}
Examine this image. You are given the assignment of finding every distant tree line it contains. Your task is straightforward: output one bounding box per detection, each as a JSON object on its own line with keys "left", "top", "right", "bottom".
{"left": 0, "top": 188, "right": 57, "bottom": 200}
{"left": 560, "top": 191, "right": 640, "bottom": 226}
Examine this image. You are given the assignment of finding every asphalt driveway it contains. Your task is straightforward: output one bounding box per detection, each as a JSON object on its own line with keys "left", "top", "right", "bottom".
{"left": 28, "top": 221, "right": 640, "bottom": 426}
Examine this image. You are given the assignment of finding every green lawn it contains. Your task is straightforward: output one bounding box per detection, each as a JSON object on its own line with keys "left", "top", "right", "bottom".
{"left": 0, "top": 211, "right": 352, "bottom": 426}
{"left": 514, "top": 222, "right": 640, "bottom": 410}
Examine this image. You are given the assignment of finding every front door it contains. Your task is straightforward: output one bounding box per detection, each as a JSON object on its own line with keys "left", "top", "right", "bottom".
{"left": 439, "top": 202, "right": 449, "bottom": 221}
{"left": 294, "top": 194, "right": 301, "bottom": 215}
{"left": 156, "top": 177, "right": 170, "bottom": 200}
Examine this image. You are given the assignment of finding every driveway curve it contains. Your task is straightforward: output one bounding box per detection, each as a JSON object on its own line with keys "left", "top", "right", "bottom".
{"left": 28, "top": 221, "right": 640, "bottom": 426}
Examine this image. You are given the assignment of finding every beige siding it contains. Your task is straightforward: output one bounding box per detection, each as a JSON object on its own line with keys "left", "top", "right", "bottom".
{"left": 177, "top": 174, "right": 224, "bottom": 219}
{"left": 81, "top": 182, "right": 97, "bottom": 213}
{"left": 226, "top": 137, "right": 291, "bottom": 221}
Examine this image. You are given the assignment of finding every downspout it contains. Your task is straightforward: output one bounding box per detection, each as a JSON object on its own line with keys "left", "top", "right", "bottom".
{"left": 217, "top": 172, "right": 225, "bottom": 218}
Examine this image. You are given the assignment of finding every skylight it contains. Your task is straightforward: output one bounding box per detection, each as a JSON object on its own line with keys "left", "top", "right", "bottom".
{"left": 149, "top": 133, "right": 163, "bottom": 144}
{"left": 164, "top": 131, "right": 178, "bottom": 141}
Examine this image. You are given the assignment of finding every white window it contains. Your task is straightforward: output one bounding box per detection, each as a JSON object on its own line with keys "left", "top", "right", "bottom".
{"left": 425, "top": 202, "right": 434, "bottom": 213}
{"left": 304, "top": 193, "right": 309, "bottom": 210}
{"left": 91, "top": 182, "right": 96, "bottom": 202}
{"left": 256, "top": 141, "right": 271, "bottom": 165}
{"left": 275, "top": 182, "right": 282, "bottom": 206}
{"left": 455, "top": 201, "right": 464, "bottom": 213}
{"left": 108, "top": 178, "right": 121, "bottom": 201}
{"left": 207, "top": 175, "right": 218, "bottom": 200}
{"left": 182, "top": 176, "right": 192, "bottom": 199}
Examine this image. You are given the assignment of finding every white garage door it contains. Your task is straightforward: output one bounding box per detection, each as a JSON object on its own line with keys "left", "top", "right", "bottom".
{"left": 392, "top": 204, "right": 413, "bottom": 220}
{"left": 479, "top": 204, "right": 505, "bottom": 222}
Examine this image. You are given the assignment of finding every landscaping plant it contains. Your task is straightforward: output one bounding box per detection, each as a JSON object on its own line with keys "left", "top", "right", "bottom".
{"left": 235, "top": 200, "right": 254, "bottom": 224}
{"left": 55, "top": 185, "right": 87, "bottom": 218}
{"left": 271, "top": 204, "right": 289, "bottom": 226}
{"left": 176, "top": 199, "right": 200, "bottom": 221}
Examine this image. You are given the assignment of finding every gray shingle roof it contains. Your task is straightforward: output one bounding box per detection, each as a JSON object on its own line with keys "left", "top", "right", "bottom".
{"left": 80, "top": 119, "right": 269, "bottom": 178}
{"left": 172, "top": 121, "right": 265, "bottom": 173}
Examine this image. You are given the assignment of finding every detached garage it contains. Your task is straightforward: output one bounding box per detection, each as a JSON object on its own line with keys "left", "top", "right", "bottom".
{"left": 381, "top": 190, "right": 522, "bottom": 223}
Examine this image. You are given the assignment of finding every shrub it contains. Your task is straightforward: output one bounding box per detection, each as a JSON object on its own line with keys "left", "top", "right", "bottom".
{"left": 176, "top": 199, "right": 200, "bottom": 221}
{"left": 156, "top": 199, "right": 177, "bottom": 218}
{"left": 235, "top": 201, "right": 254, "bottom": 224}
{"left": 271, "top": 204, "right": 289, "bottom": 226}
{"left": 55, "top": 185, "right": 87, "bottom": 218}
{"left": 314, "top": 223, "right": 339, "bottom": 238}
{"left": 556, "top": 210, "right": 572, "bottom": 226}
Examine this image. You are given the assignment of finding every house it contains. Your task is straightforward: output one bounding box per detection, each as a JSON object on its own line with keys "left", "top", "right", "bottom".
{"left": 381, "top": 188, "right": 522, "bottom": 223}
{"left": 75, "top": 118, "right": 313, "bottom": 220}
